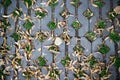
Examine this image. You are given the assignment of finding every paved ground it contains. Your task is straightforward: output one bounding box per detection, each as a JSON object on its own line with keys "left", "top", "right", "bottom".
{"left": 0, "top": 0, "right": 120, "bottom": 80}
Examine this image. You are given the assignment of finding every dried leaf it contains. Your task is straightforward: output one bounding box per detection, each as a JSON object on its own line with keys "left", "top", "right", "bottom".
{"left": 38, "top": 48, "right": 41, "bottom": 52}
{"left": 2, "top": 14, "right": 12, "bottom": 18}
{"left": 90, "top": 0, "right": 98, "bottom": 7}
{"left": 58, "top": 21, "right": 67, "bottom": 28}
{"left": 114, "top": 6, "right": 120, "bottom": 14}
{"left": 116, "top": 18, "right": 120, "bottom": 27}
{"left": 118, "top": 50, "right": 120, "bottom": 54}
{"left": 54, "top": 37, "right": 63, "bottom": 46}
{"left": 106, "top": 26, "right": 114, "bottom": 32}
{"left": 0, "top": 59, "right": 4, "bottom": 66}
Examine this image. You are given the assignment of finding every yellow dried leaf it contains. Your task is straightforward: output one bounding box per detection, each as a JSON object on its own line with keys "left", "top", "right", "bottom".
{"left": 0, "top": 59, "right": 4, "bottom": 66}
{"left": 114, "top": 6, "right": 120, "bottom": 14}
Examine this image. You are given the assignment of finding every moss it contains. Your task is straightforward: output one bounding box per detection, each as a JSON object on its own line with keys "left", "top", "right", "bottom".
{"left": 107, "top": 11, "right": 117, "bottom": 20}
{"left": 85, "top": 32, "right": 96, "bottom": 42}
{"left": 114, "top": 57, "right": 120, "bottom": 67}
{"left": 1, "top": 0, "right": 12, "bottom": 9}
{"left": 83, "top": 9, "right": 93, "bottom": 19}
{"left": 49, "top": 46, "right": 55, "bottom": 50}
{"left": 71, "top": 0, "right": 81, "bottom": 7}
{"left": 24, "top": 0, "right": 33, "bottom": 8}
{"left": 23, "top": 20, "right": 34, "bottom": 30}
{"left": 94, "top": 0, "right": 104, "bottom": 8}
{"left": 5, "top": 45, "right": 10, "bottom": 50}
{"left": 25, "top": 45, "right": 32, "bottom": 52}
{"left": 13, "top": 8, "right": 23, "bottom": 17}
{"left": 72, "top": 20, "right": 81, "bottom": 30}
{"left": 97, "top": 20, "right": 106, "bottom": 29}
{"left": 0, "top": 65, "right": 8, "bottom": 79}
{"left": 74, "top": 70, "right": 84, "bottom": 78}
{"left": 50, "top": 69, "right": 59, "bottom": 77}
{"left": 61, "top": 32, "right": 71, "bottom": 43}
{"left": 16, "top": 58, "right": 21, "bottom": 65}
{"left": 100, "top": 70, "right": 107, "bottom": 77}
{"left": 1, "top": 19, "right": 11, "bottom": 31}
{"left": 78, "top": 71, "right": 83, "bottom": 77}
{"left": 11, "top": 32, "right": 21, "bottom": 42}
{"left": 73, "top": 44, "right": 84, "bottom": 53}
{"left": 89, "top": 57, "right": 96, "bottom": 67}
{"left": 61, "top": 60, "right": 66, "bottom": 65}
{"left": 3, "top": 20, "right": 10, "bottom": 26}
{"left": 109, "top": 32, "right": 120, "bottom": 43}
{"left": 38, "top": 56, "right": 46, "bottom": 66}
{"left": 60, "top": 8, "right": 70, "bottom": 18}
{"left": 48, "top": 45, "right": 59, "bottom": 52}
{"left": 37, "top": 32, "right": 47, "bottom": 42}
{"left": 48, "top": 0, "right": 58, "bottom": 8}
{"left": 38, "top": 36, "right": 46, "bottom": 42}
{"left": 48, "top": 21, "right": 57, "bottom": 30}
{"left": 61, "top": 55, "right": 71, "bottom": 66}
{"left": 23, "top": 71, "right": 31, "bottom": 79}
{"left": 98, "top": 44, "right": 110, "bottom": 54}
{"left": 35, "top": 10, "right": 47, "bottom": 19}
{"left": 0, "top": 45, "right": 10, "bottom": 55}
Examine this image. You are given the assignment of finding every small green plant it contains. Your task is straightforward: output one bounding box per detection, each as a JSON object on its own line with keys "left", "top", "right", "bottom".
{"left": 71, "top": 0, "right": 81, "bottom": 7}
{"left": 0, "top": 65, "right": 8, "bottom": 80}
{"left": 38, "top": 56, "right": 46, "bottom": 66}
{"left": 23, "top": 71, "right": 31, "bottom": 80}
{"left": 61, "top": 32, "right": 71, "bottom": 43}
{"left": 72, "top": 20, "right": 81, "bottom": 30}
{"left": 49, "top": 69, "right": 60, "bottom": 77}
{"left": 109, "top": 32, "right": 120, "bottom": 43}
{"left": 13, "top": 8, "right": 23, "bottom": 17}
{"left": 107, "top": 11, "right": 117, "bottom": 20}
{"left": 11, "top": 32, "right": 21, "bottom": 42}
{"left": 94, "top": 0, "right": 104, "bottom": 8}
{"left": 61, "top": 55, "right": 71, "bottom": 66}
{"left": 98, "top": 44, "right": 110, "bottom": 54}
{"left": 60, "top": 8, "right": 70, "bottom": 18}
{"left": 5, "top": 45, "right": 10, "bottom": 50}
{"left": 23, "top": 20, "right": 34, "bottom": 30}
{"left": 48, "top": 45, "right": 59, "bottom": 52}
{"left": 48, "top": 21, "right": 57, "bottom": 30}
{"left": 35, "top": 11, "right": 46, "bottom": 19}
{"left": 100, "top": 70, "right": 107, "bottom": 77}
{"left": 89, "top": 57, "right": 96, "bottom": 67}
{"left": 97, "top": 20, "right": 106, "bottom": 29}
{"left": 48, "top": 0, "right": 58, "bottom": 8}
{"left": 85, "top": 32, "right": 96, "bottom": 42}
{"left": 0, "top": 44, "right": 10, "bottom": 55}
{"left": 83, "top": 9, "right": 93, "bottom": 19}
{"left": 114, "top": 57, "right": 120, "bottom": 67}
{"left": 37, "top": 32, "right": 47, "bottom": 42}
{"left": 25, "top": 45, "right": 32, "bottom": 52}
{"left": 24, "top": 0, "right": 33, "bottom": 8}
{"left": 35, "top": 9, "right": 47, "bottom": 19}
{"left": 74, "top": 70, "right": 84, "bottom": 78}
{"left": 1, "top": 19, "right": 11, "bottom": 31}
{"left": 1, "top": 0, "right": 12, "bottom": 9}
{"left": 12, "top": 58, "right": 21, "bottom": 65}
{"left": 16, "top": 58, "right": 21, "bottom": 65}
{"left": 73, "top": 44, "right": 84, "bottom": 54}
{"left": 78, "top": 71, "right": 84, "bottom": 77}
